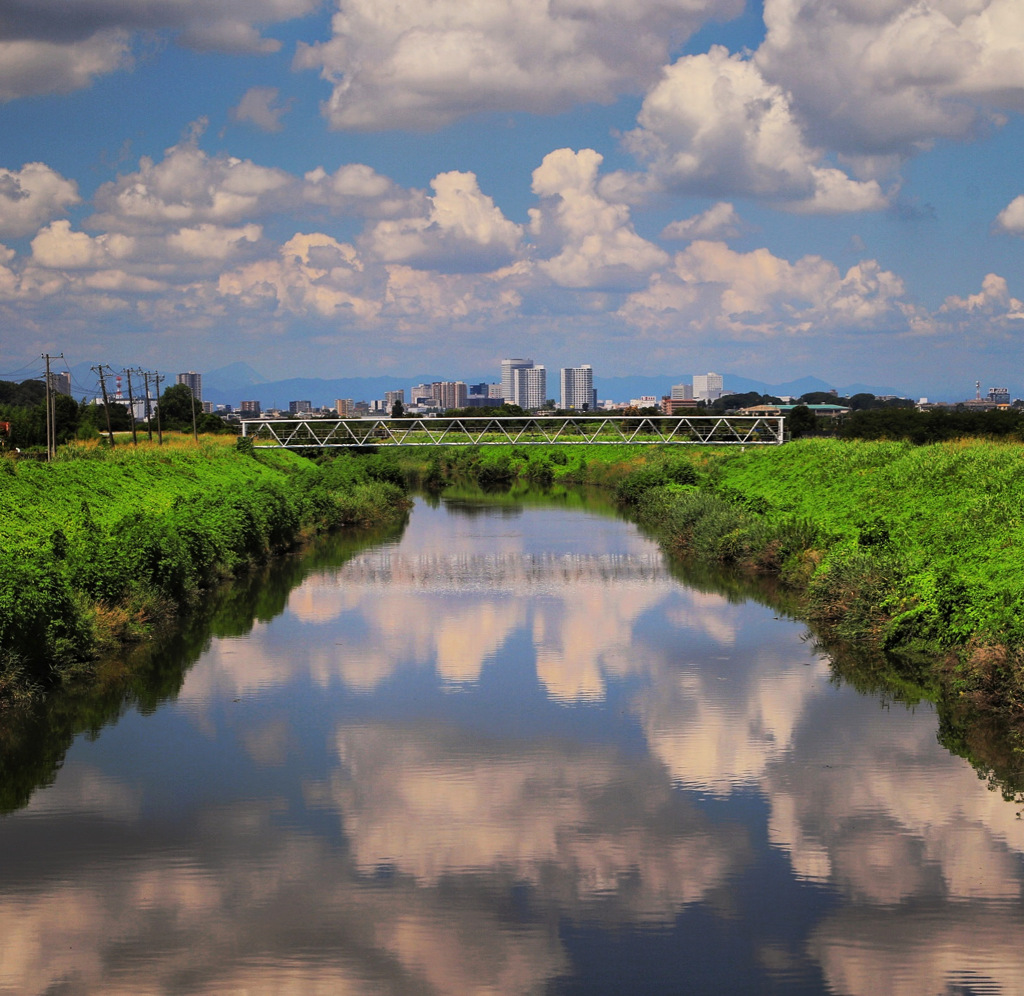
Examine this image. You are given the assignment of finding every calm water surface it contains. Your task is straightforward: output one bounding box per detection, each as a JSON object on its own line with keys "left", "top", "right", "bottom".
{"left": 2, "top": 492, "right": 1024, "bottom": 994}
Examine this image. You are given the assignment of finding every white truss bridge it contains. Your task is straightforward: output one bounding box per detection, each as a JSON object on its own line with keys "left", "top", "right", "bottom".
{"left": 240, "top": 414, "right": 785, "bottom": 448}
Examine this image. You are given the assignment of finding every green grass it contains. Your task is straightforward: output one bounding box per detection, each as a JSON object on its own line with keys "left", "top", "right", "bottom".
{"left": 0, "top": 441, "right": 410, "bottom": 686}
{"left": 669, "top": 439, "right": 1024, "bottom": 648}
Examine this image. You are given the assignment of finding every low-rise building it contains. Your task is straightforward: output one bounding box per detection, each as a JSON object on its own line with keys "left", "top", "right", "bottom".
{"left": 662, "top": 397, "right": 700, "bottom": 414}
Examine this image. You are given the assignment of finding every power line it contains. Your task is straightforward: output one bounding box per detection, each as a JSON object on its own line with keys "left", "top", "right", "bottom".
{"left": 0, "top": 362, "right": 45, "bottom": 381}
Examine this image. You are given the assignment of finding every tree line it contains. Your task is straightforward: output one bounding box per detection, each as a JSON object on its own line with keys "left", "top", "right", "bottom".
{"left": 704, "top": 391, "right": 1024, "bottom": 442}
{"left": 0, "top": 379, "right": 232, "bottom": 450}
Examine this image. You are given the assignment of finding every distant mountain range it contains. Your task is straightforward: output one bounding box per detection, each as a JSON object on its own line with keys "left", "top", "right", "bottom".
{"left": 52, "top": 361, "right": 907, "bottom": 407}
{"left": 203, "top": 367, "right": 905, "bottom": 408}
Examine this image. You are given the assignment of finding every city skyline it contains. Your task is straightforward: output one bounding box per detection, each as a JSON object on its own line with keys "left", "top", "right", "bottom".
{"left": 1, "top": 2, "right": 1023, "bottom": 398}
{"left": 17, "top": 352, "right": 1015, "bottom": 410}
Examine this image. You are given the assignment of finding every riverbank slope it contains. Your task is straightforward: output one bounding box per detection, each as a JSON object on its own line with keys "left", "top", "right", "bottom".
{"left": 0, "top": 440, "right": 409, "bottom": 696}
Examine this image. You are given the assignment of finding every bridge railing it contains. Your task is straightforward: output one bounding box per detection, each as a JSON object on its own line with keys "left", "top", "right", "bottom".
{"left": 240, "top": 415, "right": 785, "bottom": 447}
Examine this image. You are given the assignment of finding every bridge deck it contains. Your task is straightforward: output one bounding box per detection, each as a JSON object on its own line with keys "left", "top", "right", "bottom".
{"left": 240, "top": 414, "right": 785, "bottom": 447}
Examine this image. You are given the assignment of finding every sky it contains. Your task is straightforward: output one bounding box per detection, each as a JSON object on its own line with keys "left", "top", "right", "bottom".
{"left": 0, "top": 0, "right": 1023, "bottom": 399}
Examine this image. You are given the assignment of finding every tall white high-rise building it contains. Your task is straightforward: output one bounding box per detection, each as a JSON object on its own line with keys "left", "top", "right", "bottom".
{"left": 692, "top": 372, "right": 723, "bottom": 402}
{"left": 560, "top": 365, "right": 596, "bottom": 411}
{"left": 501, "top": 358, "right": 534, "bottom": 402}
{"left": 511, "top": 365, "right": 546, "bottom": 410}
{"left": 176, "top": 371, "right": 202, "bottom": 402}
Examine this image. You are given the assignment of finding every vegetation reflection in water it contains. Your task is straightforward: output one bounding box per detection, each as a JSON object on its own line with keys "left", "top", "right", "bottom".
{"left": 2, "top": 487, "right": 1024, "bottom": 995}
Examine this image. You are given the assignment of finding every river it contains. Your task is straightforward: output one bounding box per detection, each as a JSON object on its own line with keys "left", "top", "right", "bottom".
{"left": 1, "top": 489, "right": 1023, "bottom": 995}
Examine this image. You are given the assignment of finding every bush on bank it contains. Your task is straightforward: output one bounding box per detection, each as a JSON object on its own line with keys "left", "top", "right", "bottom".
{"left": 624, "top": 440, "right": 1024, "bottom": 708}
{"left": 0, "top": 441, "right": 409, "bottom": 687}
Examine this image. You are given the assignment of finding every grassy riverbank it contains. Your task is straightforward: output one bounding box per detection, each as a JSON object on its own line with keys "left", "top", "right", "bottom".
{"left": 0, "top": 439, "right": 410, "bottom": 698}
{"left": 402, "top": 440, "right": 1024, "bottom": 713}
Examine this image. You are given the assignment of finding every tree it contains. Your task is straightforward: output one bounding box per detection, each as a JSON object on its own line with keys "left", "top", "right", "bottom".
{"left": 0, "top": 404, "right": 43, "bottom": 448}
{"left": 710, "top": 391, "right": 782, "bottom": 412}
{"left": 80, "top": 400, "right": 131, "bottom": 432}
{"left": 0, "top": 391, "right": 80, "bottom": 448}
{"left": 786, "top": 404, "right": 818, "bottom": 438}
{"left": 799, "top": 391, "right": 849, "bottom": 406}
{"left": 157, "top": 383, "right": 202, "bottom": 430}
{"left": 446, "top": 403, "right": 526, "bottom": 417}
{"left": 52, "top": 393, "right": 80, "bottom": 443}
{"left": 0, "top": 379, "right": 46, "bottom": 408}
{"left": 200, "top": 413, "right": 230, "bottom": 434}
{"left": 390, "top": 399, "right": 405, "bottom": 418}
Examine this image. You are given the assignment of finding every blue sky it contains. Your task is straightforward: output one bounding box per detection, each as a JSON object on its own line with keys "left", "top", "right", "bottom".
{"left": 1, "top": 0, "right": 1022, "bottom": 399}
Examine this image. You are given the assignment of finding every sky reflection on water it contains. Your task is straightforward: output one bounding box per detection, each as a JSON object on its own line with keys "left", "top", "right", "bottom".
{"left": 2, "top": 496, "right": 1023, "bottom": 995}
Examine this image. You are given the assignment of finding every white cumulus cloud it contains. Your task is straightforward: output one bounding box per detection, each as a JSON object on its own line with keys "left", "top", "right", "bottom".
{"left": 939, "top": 273, "right": 1024, "bottom": 326}
{"left": 529, "top": 148, "right": 668, "bottom": 290}
{"left": 230, "top": 86, "right": 292, "bottom": 132}
{"left": 293, "top": 0, "right": 743, "bottom": 130}
{"left": 623, "top": 47, "right": 888, "bottom": 213}
{"left": 382, "top": 263, "right": 524, "bottom": 324}
{"left": 365, "top": 171, "right": 523, "bottom": 272}
{"left": 621, "top": 240, "right": 913, "bottom": 337}
{"left": 0, "top": 163, "right": 80, "bottom": 238}
{"left": 30, "top": 220, "right": 135, "bottom": 269}
{"left": 0, "top": 32, "right": 131, "bottom": 102}
{"left": 994, "top": 195, "right": 1024, "bottom": 235}
{"left": 0, "top": 0, "right": 319, "bottom": 99}
{"left": 754, "top": 0, "right": 1024, "bottom": 157}
{"left": 166, "top": 223, "right": 263, "bottom": 260}
{"left": 218, "top": 232, "right": 381, "bottom": 320}
{"left": 90, "top": 139, "right": 293, "bottom": 233}
{"left": 662, "top": 203, "right": 743, "bottom": 241}
{"left": 302, "top": 164, "right": 422, "bottom": 218}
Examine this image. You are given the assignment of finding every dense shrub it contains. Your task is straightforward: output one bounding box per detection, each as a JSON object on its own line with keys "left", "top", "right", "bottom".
{"left": 615, "top": 461, "right": 699, "bottom": 506}
{"left": 840, "top": 407, "right": 1024, "bottom": 443}
{"left": 0, "top": 443, "right": 410, "bottom": 683}
{"left": 609, "top": 438, "right": 1024, "bottom": 677}
{"left": 476, "top": 452, "right": 516, "bottom": 486}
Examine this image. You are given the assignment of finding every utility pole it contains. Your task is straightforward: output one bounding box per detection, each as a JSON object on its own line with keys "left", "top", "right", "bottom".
{"left": 93, "top": 365, "right": 115, "bottom": 447}
{"left": 142, "top": 371, "right": 154, "bottom": 442}
{"left": 153, "top": 373, "right": 163, "bottom": 445}
{"left": 42, "top": 352, "right": 64, "bottom": 460}
{"left": 191, "top": 386, "right": 199, "bottom": 444}
{"left": 123, "top": 368, "right": 139, "bottom": 445}
{"left": 43, "top": 353, "right": 52, "bottom": 461}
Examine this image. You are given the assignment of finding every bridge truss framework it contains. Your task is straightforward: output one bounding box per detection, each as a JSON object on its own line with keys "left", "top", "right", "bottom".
{"left": 240, "top": 414, "right": 785, "bottom": 448}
